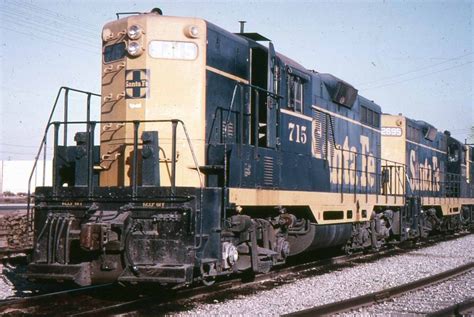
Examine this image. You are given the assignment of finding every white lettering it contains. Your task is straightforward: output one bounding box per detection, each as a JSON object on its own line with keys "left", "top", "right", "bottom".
{"left": 129, "top": 103, "right": 142, "bottom": 109}
{"left": 381, "top": 127, "right": 402, "bottom": 136}
{"left": 288, "top": 122, "right": 307, "bottom": 144}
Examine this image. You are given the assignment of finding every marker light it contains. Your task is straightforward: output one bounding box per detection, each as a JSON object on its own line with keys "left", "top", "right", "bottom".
{"left": 185, "top": 25, "right": 199, "bottom": 38}
{"left": 128, "top": 25, "right": 143, "bottom": 40}
{"left": 102, "top": 28, "right": 113, "bottom": 41}
{"left": 127, "top": 41, "right": 143, "bottom": 57}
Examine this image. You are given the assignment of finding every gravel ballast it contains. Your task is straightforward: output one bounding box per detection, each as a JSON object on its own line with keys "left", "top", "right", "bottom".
{"left": 179, "top": 234, "right": 474, "bottom": 316}
{"left": 347, "top": 269, "right": 474, "bottom": 315}
{"left": 0, "top": 263, "right": 16, "bottom": 300}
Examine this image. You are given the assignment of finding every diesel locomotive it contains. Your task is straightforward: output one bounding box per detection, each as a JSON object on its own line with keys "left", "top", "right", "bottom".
{"left": 26, "top": 9, "right": 474, "bottom": 286}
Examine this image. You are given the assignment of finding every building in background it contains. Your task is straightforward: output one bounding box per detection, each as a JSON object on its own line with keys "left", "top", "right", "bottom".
{"left": 0, "top": 161, "right": 3, "bottom": 195}
{"left": 0, "top": 160, "right": 52, "bottom": 194}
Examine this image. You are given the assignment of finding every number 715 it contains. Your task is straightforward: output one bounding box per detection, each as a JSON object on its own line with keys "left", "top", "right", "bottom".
{"left": 288, "top": 122, "right": 307, "bottom": 144}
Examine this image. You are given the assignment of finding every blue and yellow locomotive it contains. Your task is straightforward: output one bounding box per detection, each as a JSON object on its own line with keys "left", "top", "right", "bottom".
{"left": 27, "top": 9, "right": 474, "bottom": 286}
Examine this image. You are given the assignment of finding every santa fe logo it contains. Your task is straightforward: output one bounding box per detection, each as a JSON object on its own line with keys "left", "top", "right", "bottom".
{"left": 125, "top": 69, "right": 149, "bottom": 99}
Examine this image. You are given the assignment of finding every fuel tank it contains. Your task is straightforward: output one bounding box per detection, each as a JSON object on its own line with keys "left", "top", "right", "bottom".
{"left": 287, "top": 223, "right": 352, "bottom": 256}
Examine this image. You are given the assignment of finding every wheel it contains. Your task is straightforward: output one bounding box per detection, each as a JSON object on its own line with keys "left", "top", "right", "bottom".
{"left": 201, "top": 275, "right": 216, "bottom": 286}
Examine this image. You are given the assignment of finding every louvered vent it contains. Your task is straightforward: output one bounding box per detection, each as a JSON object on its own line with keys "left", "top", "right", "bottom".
{"left": 222, "top": 120, "right": 235, "bottom": 140}
{"left": 263, "top": 156, "right": 274, "bottom": 186}
{"left": 327, "top": 115, "right": 335, "bottom": 160}
{"left": 312, "top": 111, "right": 325, "bottom": 159}
{"left": 312, "top": 110, "right": 336, "bottom": 161}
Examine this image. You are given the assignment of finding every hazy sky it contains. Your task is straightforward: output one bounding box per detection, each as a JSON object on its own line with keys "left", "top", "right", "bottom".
{"left": 0, "top": 0, "right": 473, "bottom": 161}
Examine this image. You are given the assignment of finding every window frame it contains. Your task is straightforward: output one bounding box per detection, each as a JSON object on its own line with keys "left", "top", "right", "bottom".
{"left": 103, "top": 42, "right": 126, "bottom": 64}
{"left": 287, "top": 74, "right": 304, "bottom": 113}
{"left": 360, "top": 105, "right": 380, "bottom": 128}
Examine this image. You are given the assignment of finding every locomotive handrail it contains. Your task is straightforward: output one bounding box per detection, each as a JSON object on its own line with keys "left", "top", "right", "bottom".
{"left": 243, "top": 82, "right": 284, "bottom": 100}
{"left": 44, "top": 118, "right": 204, "bottom": 195}
{"left": 327, "top": 145, "right": 407, "bottom": 200}
{"left": 27, "top": 87, "right": 101, "bottom": 228}
{"left": 43, "top": 118, "right": 205, "bottom": 251}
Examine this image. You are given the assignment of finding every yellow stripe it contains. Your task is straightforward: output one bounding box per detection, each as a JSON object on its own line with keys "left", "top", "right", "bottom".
{"left": 281, "top": 108, "right": 312, "bottom": 121}
{"left": 311, "top": 105, "right": 380, "bottom": 133}
{"left": 229, "top": 187, "right": 405, "bottom": 225}
{"left": 406, "top": 139, "right": 446, "bottom": 155}
{"left": 206, "top": 66, "right": 249, "bottom": 84}
{"left": 422, "top": 197, "right": 474, "bottom": 216}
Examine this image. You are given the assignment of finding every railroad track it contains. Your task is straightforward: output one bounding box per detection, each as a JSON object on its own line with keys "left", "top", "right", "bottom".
{"left": 0, "top": 232, "right": 470, "bottom": 316}
{"left": 285, "top": 262, "right": 474, "bottom": 316}
{"left": 0, "top": 284, "right": 121, "bottom": 316}
{"left": 0, "top": 204, "right": 27, "bottom": 211}
{"left": 428, "top": 297, "right": 474, "bottom": 316}
{"left": 0, "top": 252, "right": 352, "bottom": 316}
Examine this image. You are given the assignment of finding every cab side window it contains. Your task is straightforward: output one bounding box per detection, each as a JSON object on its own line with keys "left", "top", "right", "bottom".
{"left": 448, "top": 143, "right": 459, "bottom": 162}
{"left": 360, "top": 105, "right": 380, "bottom": 128}
{"left": 288, "top": 75, "right": 303, "bottom": 113}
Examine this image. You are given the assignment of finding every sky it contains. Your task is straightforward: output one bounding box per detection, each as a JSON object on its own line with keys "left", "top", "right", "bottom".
{"left": 0, "top": 0, "right": 473, "bottom": 161}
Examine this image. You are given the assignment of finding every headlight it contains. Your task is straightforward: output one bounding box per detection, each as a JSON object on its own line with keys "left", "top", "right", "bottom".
{"left": 127, "top": 41, "right": 143, "bottom": 56}
{"left": 185, "top": 25, "right": 199, "bottom": 38}
{"left": 128, "top": 25, "right": 143, "bottom": 40}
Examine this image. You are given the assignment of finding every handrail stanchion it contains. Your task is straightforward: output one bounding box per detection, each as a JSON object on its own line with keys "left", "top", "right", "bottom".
{"left": 171, "top": 120, "right": 178, "bottom": 196}
{"left": 178, "top": 120, "right": 204, "bottom": 249}
{"left": 354, "top": 152, "right": 357, "bottom": 201}
{"left": 239, "top": 85, "right": 244, "bottom": 155}
{"left": 341, "top": 150, "right": 344, "bottom": 202}
{"left": 86, "top": 93, "right": 91, "bottom": 125}
{"left": 42, "top": 138, "right": 47, "bottom": 187}
{"left": 52, "top": 122, "right": 60, "bottom": 197}
{"left": 132, "top": 121, "right": 139, "bottom": 198}
{"left": 63, "top": 88, "right": 69, "bottom": 146}
{"left": 254, "top": 90, "right": 259, "bottom": 159}
{"left": 27, "top": 87, "right": 101, "bottom": 230}
{"left": 88, "top": 122, "right": 96, "bottom": 198}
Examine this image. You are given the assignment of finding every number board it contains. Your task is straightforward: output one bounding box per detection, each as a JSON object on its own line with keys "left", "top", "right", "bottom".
{"left": 280, "top": 110, "right": 312, "bottom": 155}
{"left": 381, "top": 127, "right": 402, "bottom": 137}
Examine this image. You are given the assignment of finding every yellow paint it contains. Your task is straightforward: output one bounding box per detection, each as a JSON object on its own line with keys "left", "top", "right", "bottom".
{"left": 422, "top": 197, "right": 474, "bottom": 216}
{"left": 381, "top": 114, "right": 407, "bottom": 196}
{"left": 228, "top": 187, "right": 405, "bottom": 225}
{"left": 100, "top": 14, "right": 207, "bottom": 187}
{"left": 206, "top": 66, "right": 249, "bottom": 84}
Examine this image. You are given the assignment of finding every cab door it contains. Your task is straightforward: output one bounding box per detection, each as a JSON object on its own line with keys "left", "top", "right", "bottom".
{"left": 266, "top": 42, "right": 278, "bottom": 148}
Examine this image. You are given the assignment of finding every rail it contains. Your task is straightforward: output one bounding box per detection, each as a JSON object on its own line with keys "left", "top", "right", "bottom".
{"left": 26, "top": 88, "right": 204, "bottom": 233}
{"left": 284, "top": 261, "right": 474, "bottom": 317}
{"left": 30, "top": 118, "right": 204, "bottom": 250}
{"left": 329, "top": 146, "right": 407, "bottom": 203}
{"left": 44, "top": 119, "right": 202, "bottom": 193}
{"left": 407, "top": 166, "right": 466, "bottom": 199}
{"left": 308, "top": 108, "right": 407, "bottom": 203}
{"left": 427, "top": 297, "right": 474, "bottom": 316}
{"left": 220, "top": 82, "right": 282, "bottom": 220}
{"left": 218, "top": 83, "right": 407, "bottom": 203}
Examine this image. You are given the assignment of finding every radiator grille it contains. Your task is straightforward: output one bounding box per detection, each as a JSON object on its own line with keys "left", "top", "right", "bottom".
{"left": 263, "top": 156, "right": 274, "bottom": 186}
{"left": 312, "top": 110, "right": 335, "bottom": 160}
